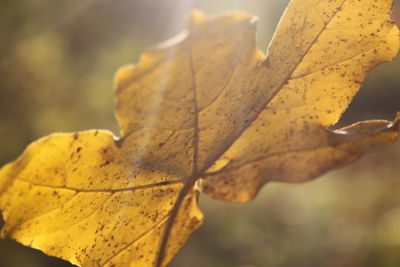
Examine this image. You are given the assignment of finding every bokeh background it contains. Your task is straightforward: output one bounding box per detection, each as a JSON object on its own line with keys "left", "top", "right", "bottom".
{"left": 0, "top": 0, "right": 399, "bottom": 266}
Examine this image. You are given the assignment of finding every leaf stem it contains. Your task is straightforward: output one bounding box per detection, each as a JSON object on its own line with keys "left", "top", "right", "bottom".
{"left": 154, "top": 177, "right": 197, "bottom": 267}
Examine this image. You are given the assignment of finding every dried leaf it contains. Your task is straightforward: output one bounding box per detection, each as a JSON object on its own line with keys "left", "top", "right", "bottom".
{"left": 1, "top": 0, "right": 399, "bottom": 266}
{"left": 0, "top": 131, "right": 202, "bottom": 266}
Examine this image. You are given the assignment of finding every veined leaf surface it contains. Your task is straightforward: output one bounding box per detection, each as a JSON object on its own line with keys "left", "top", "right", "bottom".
{"left": 1, "top": 0, "right": 399, "bottom": 266}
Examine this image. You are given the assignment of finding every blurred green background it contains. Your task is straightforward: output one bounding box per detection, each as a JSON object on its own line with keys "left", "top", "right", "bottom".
{"left": 0, "top": 0, "right": 399, "bottom": 266}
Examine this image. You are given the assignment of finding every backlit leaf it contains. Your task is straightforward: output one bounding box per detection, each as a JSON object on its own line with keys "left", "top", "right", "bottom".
{"left": 1, "top": 0, "right": 399, "bottom": 266}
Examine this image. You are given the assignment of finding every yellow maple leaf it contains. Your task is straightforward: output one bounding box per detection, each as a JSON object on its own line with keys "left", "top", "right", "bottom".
{"left": 1, "top": 0, "right": 399, "bottom": 266}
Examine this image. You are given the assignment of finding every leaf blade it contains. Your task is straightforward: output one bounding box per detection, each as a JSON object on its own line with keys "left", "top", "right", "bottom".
{"left": 0, "top": 0, "right": 399, "bottom": 265}
{"left": 200, "top": 0, "right": 400, "bottom": 202}
{"left": 0, "top": 131, "right": 203, "bottom": 266}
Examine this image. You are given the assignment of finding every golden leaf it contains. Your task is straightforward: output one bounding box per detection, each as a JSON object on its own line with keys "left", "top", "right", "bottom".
{"left": 0, "top": 131, "right": 202, "bottom": 266}
{"left": 1, "top": 0, "right": 399, "bottom": 266}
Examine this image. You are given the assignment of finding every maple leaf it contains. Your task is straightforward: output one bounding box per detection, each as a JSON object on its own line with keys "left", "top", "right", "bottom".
{"left": 1, "top": 0, "right": 400, "bottom": 266}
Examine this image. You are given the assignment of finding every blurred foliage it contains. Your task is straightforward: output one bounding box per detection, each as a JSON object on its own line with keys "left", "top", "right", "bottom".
{"left": 0, "top": 0, "right": 399, "bottom": 266}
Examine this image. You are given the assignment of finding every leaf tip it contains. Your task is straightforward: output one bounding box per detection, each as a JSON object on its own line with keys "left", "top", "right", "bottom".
{"left": 113, "top": 64, "right": 135, "bottom": 93}
{"left": 188, "top": 9, "right": 206, "bottom": 27}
